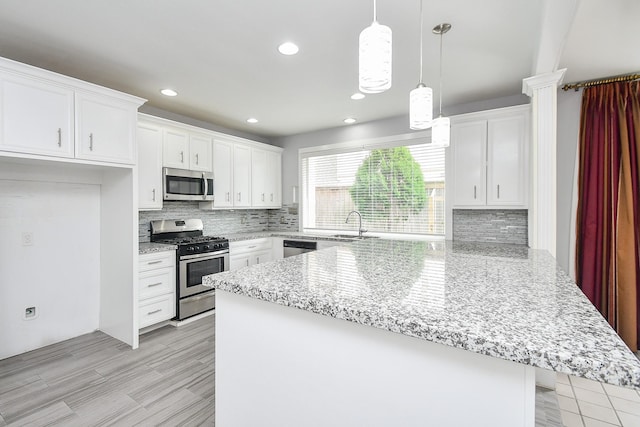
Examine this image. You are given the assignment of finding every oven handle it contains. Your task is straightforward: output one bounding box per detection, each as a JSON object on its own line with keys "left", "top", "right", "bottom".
{"left": 202, "top": 172, "right": 208, "bottom": 200}
{"left": 180, "top": 250, "right": 229, "bottom": 261}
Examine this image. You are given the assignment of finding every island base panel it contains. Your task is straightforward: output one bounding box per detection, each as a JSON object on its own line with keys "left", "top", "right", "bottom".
{"left": 216, "top": 291, "right": 535, "bottom": 427}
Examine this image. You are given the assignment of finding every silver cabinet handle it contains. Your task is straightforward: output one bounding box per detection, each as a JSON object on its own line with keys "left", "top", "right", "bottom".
{"left": 57, "top": 128, "right": 62, "bottom": 147}
{"left": 237, "top": 192, "right": 241, "bottom": 202}
{"left": 152, "top": 188, "right": 156, "bottom": 202}
{"left": 148, "top": 282, "right": 163, "bottom": 287}
{"left": 202, "top": 173, "right": 208, "bottom": 200}
{"left": 147, "top": 309, "right": 162, "bottom": 315}
{"left": 195, "top": 153, "right": 199, "bottom": 165}
{"left": 473, "top": 185, "right": 477, "bottom": 199}
{"left": 261, "top": 193, "right": 265, "bottom": 202}
{"left": 270, "top": 193, "right": 274, "bottom": 202}
{"left": 248, "top": 245, "right": 257, "bottom": 249}
{"left": 245, "top": 259, "right": 249, "bottom": 267}
{"left": 497, "top": 185, "right": 500, "bottom": 199}
{"left": 226, "top": 192, "right": 230, "bottom": 202}
{"left": 89, "top": 133, "right": 94, "bottom": 151}
{"left": 180, "top": 151, "right": 184, "bottom": 163}
{"left": 257, "top": 256, "right": 260, "bottom": 264}
{"left": 147, "top": 260, "right": 162, "bottom": 265}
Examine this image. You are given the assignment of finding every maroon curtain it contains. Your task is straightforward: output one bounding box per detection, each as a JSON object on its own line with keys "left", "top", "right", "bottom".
{"left": 575, "top": 81, "right": 640, "bottom": 351}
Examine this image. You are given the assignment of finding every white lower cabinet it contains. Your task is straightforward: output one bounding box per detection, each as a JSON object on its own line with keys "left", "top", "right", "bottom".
{"left": 138, "top": 250, "right": 175, "bottom": 329}
{"left": 229, "top": 238, "right": 273, "bottom": 270}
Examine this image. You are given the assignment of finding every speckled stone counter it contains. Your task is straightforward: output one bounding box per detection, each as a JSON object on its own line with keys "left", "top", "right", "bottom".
{"left": 205, "top": 239, "right": 640, "bottom": 390}
{"left": 138, "top": 242, "right": 177, "bottom": 255}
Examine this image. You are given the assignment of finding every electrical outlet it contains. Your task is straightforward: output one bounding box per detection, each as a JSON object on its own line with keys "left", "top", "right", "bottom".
{"left": 24, "top": 306, "right": 37, "bottom": 320}
{"left": 22, "top": 232, "right": 34, "bottom": 246}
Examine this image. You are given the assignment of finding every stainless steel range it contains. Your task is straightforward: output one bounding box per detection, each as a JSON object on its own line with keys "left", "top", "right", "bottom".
{"left": 150, "top": 219, "right": 229, "bottom": 320}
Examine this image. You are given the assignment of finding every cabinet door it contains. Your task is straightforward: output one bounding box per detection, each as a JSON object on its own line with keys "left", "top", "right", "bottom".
{"left": 190, "top": 133, "right": 212, "bottom": 172}
{"left": 213, "top": 140, "right": 234, "bottom": 207}
{"left": 75, "top": 93, "right": 136, "bottom": 164}
{"left": 452, "top": 121, "right": 487, "bottom": 206}
{"left": 254, "top": 250, "right": 272, "bottom": 265}
{"left": 265, "top": 150, "right": 282, "bottom": 207}
{"left": 138, "top": 123, "right": 163, "bottom": 210}
{"left": 163, "top": 127, "right": 189, "bottom": 169}
{"left": 487, "top": 116, "right": 526, "bottom": 206}
{"left": 230, "top": 254, "right": 251, "bottom": 271}
{"left": 233, "top": 144, "right": 252, "bottom": 207}
{"left": 251, "top": 148, "right": 267, "bottom": 207}
{"left": 0, "top": 75, "right": 74, "bottom": 158}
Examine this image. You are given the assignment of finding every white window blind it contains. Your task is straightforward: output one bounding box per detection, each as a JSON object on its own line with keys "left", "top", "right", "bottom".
{"left": 301, "top": 143, "right": 445, "bottom": 236}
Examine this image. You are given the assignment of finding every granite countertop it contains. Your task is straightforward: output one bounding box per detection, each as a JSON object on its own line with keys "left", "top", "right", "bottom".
{"left": 139, "top": 242, "right": 177, "bottom": 255}
{"left": 204, "top": 239, "right": 640, "bottom": 389}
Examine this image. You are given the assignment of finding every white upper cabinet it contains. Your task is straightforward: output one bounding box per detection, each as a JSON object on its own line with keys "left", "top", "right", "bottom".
{"left": 137, "top": 120, "right": 163, "bottom": 210}
{"left": 450, "top": 105, "right": 529, "bottom": 209}
{"left": 212, "top": 139, "right": 234, "bottom": 208}
{"left": 189, "top": 133, "right": 213, "bottom": 172}
{"left": 486, "top": 116, "right": 527, "bottom": 206}
{"left": 252, "top": 147, "right": 282, "bottom": 208}
{"left": 162, "top": 126, "right": 212, "bottom": 172}
{"left": 75, "top": 92, "right": 137, "bottom": 164}
{"left": 0, "top": 74, "right": 74, "bottom": 158}
{"left": 233, "top": 143, "right": 252, "bottom": 208}
{"left": 451, "top": 121, "right": 487, "bottom": 206}
{"left": 163, "top": 127, "right": 189, "bottom": 169}
{"left": 0, "top": 57, "right": 145, "bottom": 165}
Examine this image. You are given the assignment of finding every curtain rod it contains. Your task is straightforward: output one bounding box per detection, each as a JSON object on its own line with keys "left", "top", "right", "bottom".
{"left": 561, "top": 73, "right": 640, "bottom": 91}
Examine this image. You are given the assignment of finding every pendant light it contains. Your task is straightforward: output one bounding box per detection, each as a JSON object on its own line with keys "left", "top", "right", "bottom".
{"left": 409, "top": 0, "right": 432, "bottom": 130}
{"left": 431, "top": 23, "right": 451, "bottom": 147}
{"left": 359, "top": 0, "right": 392, "bottom": 93}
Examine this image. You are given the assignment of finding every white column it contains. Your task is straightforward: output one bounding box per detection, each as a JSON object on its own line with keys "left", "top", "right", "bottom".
{"left": 522, "top": 69, "right": 566, "bottom": 257}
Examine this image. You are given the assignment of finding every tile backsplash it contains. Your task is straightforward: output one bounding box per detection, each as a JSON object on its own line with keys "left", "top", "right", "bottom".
{"left": 138, "top": 201, "right": 299, "bottom": 242}
{"left": 452, "top": 209, "right": 528, "bottom": 245}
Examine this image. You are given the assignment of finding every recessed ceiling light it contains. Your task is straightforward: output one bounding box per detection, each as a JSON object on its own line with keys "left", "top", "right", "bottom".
{"left": 351, "top": 92, "right": 365, "bottom": 100}
{"left": 160, "top": 88, "right": 178, "bottom": 97}
{"left": 278, "top": 42, "right": 299, "bottom": 55}
{"left": 247, "top": 118, "right": 259, "bottom": 124}
{"left": 344, "top": 118, "right": 356, "bottom": 124}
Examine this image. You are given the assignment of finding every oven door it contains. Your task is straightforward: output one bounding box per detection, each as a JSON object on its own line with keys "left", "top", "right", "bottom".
{"left": 179, "top": 251, "right": 229, "bottom": 298}
{"left": 164, "top": 167, "right": 214, "bottom": 201}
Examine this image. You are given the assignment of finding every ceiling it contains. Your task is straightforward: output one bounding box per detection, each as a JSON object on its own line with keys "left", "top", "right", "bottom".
{"left": 0, "top": 1, "right": 637, "bottom": 139}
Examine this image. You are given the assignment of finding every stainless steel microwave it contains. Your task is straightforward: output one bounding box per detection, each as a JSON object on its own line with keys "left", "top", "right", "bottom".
{"left": 163, "top": 168, "right": 214, "bottom": 201}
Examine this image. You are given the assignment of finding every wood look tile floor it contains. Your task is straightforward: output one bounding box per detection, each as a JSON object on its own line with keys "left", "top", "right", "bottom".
{"left": 0, "top": 314, "right": 569, "bottom": 426}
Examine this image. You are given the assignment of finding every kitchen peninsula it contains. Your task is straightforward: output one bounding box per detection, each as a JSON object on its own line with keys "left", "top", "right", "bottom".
{"left": 204, "top": 239, "right": 640, "bottom": 426}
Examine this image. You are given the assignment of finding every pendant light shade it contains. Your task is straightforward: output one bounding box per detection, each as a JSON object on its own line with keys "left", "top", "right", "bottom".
{"left": 409, "top": 0, "right": 432, "bottom": 130}
{"left": 358, "top": 2, "right": 392, "bottom": 93}
{"left": 431, "top": 116, "right": 450, "bottom": 147}
{"left": 409, "top": 84, "right": 433, "bottom": 130}
{"left": 431, "top": 23, "right": 451, "bottom": 147}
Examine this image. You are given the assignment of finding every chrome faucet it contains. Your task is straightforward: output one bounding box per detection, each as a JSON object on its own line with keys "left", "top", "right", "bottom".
{"left": 345, "top": 210, "right": 366, "bottom": 237}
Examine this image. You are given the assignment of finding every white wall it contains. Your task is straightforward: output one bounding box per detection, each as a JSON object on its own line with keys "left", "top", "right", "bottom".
{"left": 0, "top": 178, "right": 101, "bottom": 359}
{"left": 556, "top": 89, "right": 582, "bottom": 274}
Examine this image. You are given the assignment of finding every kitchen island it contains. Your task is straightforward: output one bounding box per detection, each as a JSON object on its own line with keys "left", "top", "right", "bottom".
{"left": 204, "top": 239, "right": 640, "bottom": 426}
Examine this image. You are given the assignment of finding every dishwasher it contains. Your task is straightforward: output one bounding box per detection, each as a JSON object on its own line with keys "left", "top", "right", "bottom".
{"left": 283, "top": 240, "right": 317, "bottom": 257}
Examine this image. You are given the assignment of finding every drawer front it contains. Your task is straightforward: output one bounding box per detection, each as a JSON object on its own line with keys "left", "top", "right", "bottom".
{"left": 139, "top": 295, "right": 175, "bottom": 328}
{"left": 139, "top": 251, "right": 174, "bottom": 272}
{"left": 230, "top": 237, "right": 272, "bottom": 255}
{"left": 139, "top": 267, "right": 174, "bottom": 300}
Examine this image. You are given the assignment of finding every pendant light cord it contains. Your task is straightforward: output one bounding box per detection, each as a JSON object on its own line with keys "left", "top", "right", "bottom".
{"left": 438, "top": 30, "right": 443, "bottom": 117}
{"left": 419, "top": 0, "right": 423, "bottom": 84}
{"left": 373, "top": 0, "right": 377, "bottom": 22}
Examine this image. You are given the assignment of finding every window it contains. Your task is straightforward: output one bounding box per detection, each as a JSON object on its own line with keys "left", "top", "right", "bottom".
{"left": 301, "top": 140, "right": 445, "bottom": 236}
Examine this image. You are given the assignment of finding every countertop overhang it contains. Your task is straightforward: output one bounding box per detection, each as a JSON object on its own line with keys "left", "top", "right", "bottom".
{"left": 206, "top": 239, "right": 640, "bottom": 389}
